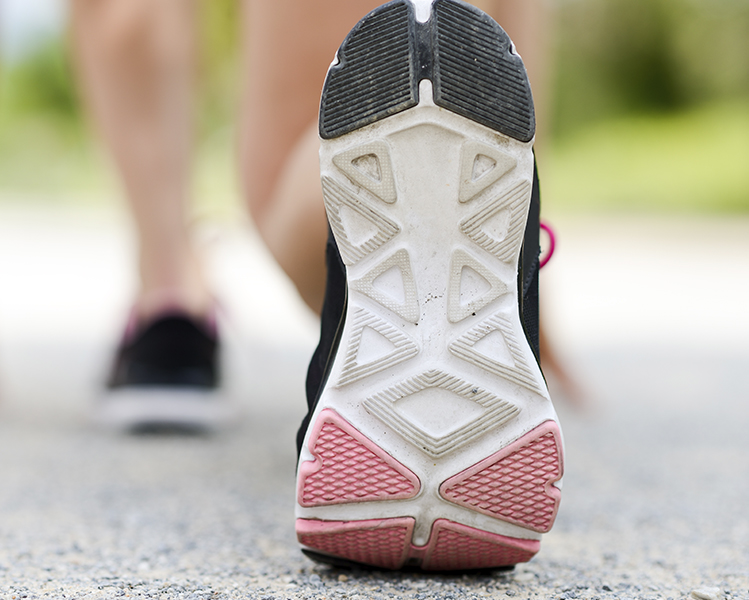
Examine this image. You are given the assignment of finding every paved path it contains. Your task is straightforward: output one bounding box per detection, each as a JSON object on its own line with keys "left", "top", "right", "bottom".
{"left": 0, "top": 208, "right": 747, "bottom": 599}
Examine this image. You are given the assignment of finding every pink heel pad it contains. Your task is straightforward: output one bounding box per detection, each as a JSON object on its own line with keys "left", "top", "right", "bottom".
{"left": 298, "top": 409, "right": 420, "bottom": 507}
{"left": 296, "top": 517, "right": 538, "bottom": 571}
{"left": 422, "top": 520, "right": 539, "bottom": 571}
{"left": 440, "top": 421, "right": 563, "bottom": 532}
{"left": 296, "top": 517, "right": 414, "bottom": 570}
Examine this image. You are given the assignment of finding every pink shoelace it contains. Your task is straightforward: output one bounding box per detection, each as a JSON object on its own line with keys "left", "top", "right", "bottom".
{"left": 539, "top": 221, "right": 556, "bottom": 269}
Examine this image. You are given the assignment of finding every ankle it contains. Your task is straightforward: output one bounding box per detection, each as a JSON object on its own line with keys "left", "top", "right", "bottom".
{"left": 134, "top": 285, "right": 213, "bottom": 324}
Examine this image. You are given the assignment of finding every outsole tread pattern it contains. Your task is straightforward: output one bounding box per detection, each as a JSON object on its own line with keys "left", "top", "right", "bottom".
{"left": 422, "top": 520, "right": 539, "bottom": 571}
{"left": 447, "top": 248, "right": 509, "bottom": 323}
{"left": 458, "top": 140, "right": 517, "bottom": 203}
{"left": 321, "top": 176, "right": 400, "bottom": 266}
{"left": 297, "top": 518, "right": 413, "bottom": 570}
{"left": 332, "top": 141, "right": 398, "bottom": 204}
{"left": 302, "top": 0, "right": 559, "bottom": 573}
{"left": 337, "top": 308, "right": 419, "bottom": 386}
{"left": 440, "top": 422, "right": 562, "bottom": 532}
{"left": 432, "top": 0, "right": 535, "bottom": 141}
{"left": 449, "top": 312, "right": 544, "bottom": 394}
{"left": 296, "top": 517, "right": 539, "bottom": 571}
{"left": 363, "top": 369, "right": 519, "bottom": 458}
{"left": 298, "top": 410, "right": 420, "bottom": 507}
{"left": 320, "top": 2, "right": 417, "bottom": 139}
{"left": 320, "top": 0, "right": 535, "bottom": 143}
{"left": 350, "top": 249, "right": 420, "bottom": 323}
{"left": 460, "top": 179, "right": 531, "bottom": 264}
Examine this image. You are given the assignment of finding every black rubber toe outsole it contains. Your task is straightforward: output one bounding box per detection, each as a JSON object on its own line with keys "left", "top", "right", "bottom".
{"left": 319, "top": 0, "right": 535, "bottom": 142}
{"left": 302, "top": 549, "right": 516, "bottom": 575}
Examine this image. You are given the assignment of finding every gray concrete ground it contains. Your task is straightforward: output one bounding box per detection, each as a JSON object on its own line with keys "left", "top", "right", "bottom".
{"left": 0, "top": 208, "right": 747, "bottom": 599}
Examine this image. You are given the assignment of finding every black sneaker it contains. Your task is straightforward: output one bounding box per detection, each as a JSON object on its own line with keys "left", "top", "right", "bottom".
{"left": 98, "top": 312, "right": 230, "bottom": 433}
{"left": 295, "top": 0, "right": 563, "bottom": 571}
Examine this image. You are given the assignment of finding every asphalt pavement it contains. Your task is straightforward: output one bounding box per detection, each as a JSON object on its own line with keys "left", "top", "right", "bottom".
{"left": 0, "top": 208, "right": 747, "bottom": 599}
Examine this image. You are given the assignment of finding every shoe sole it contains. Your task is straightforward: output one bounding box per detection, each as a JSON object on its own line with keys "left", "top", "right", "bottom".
{"left": 297, "top": 0, "right": 562, "bottom": 572}
{"left": 96, "top": 388, "right": 234, "bottom": 434}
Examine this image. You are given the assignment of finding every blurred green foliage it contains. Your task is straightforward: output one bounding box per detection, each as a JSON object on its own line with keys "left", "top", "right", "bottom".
{"left": 552, "top": 0, "right": 749, "bottom": 133}
{"left": 545, "top": 0, "right": 749, "bottom": 212}
{"left": 195, "top": 0, "right": 241, "bottom": 139}
{"left": 0, "top": 0, "right": 747, "bottom": 212}
{"left": 545, "top": 100, "right": 749, "bottom": 213}
{"left": 0, "top": 37, "right": 107, "bottom": 201}
{"left": 1, "top": 39, "right": 81, "bottom": 123}
{"left": 0, "top": 1, "right": 243, "bottom": 209}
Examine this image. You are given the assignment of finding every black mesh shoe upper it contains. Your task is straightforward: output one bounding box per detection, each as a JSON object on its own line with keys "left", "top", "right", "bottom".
{"left": 108, "top": 314, "right": 219, "bottom": 390}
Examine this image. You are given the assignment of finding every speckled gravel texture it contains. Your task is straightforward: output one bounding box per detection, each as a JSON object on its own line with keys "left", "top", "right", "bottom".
{"left": 1, "top": 346, "right": 747, "bottom": 600}
{"left": 1, "top": 214, "right": 748, "bottom": 599}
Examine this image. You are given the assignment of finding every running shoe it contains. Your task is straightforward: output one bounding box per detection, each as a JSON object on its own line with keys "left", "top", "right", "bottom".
{"left": 296, "top": 0, "right": 563, "bottom": 571}
{"left": 98, "top": 311, "right": 230, "bottom": 433}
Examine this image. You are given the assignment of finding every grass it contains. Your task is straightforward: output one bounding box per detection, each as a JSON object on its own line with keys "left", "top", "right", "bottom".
{"left": 543, "top": 101, "right": 749, "bottom": 214}
{"left": 0, "top": 114, "right": 112, "bottom": 204}
{"left": 1, "top": 97, "right": 747, "bottom": 218}
{"left": 0, "top": 113, "right": 243, "bottom": 220}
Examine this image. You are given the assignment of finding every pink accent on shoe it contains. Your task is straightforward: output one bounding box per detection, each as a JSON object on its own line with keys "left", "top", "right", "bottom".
{"left": 440, "top": 421, "right": 563, "bottom": 532}
{"left": 298, "top": 409, "right": 421, "bottom": 507}
{"left": 296, "top": 517, "right": 538, "bottom": 571}
{"left": 121, "top": 305, "right": 219, "bottom": 344}
{"left": 421, "top": 520, "right": 539, "bottom": 571}
{"left": 296, "top": 518, "right": 414, "bottom": 570}
{"left": 122, "top": 308, "right": 141, "bottom": 343}
{"left": 539, "top": 221, "right": 556, "bottom": 268}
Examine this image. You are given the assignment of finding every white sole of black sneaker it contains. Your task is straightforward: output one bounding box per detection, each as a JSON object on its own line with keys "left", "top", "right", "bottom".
{"left": 296, "top": 0, "right": 563, "bottom": 571}
{"left": 95, "top": 389, "right": 234, "bottom": 433}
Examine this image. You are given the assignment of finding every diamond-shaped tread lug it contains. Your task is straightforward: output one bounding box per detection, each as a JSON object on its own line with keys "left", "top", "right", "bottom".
{"left": 364, "top": 369, "right": 519, "bottom": 458}
{"left": 333, "top": 141, "right": 398, "bottom": 203}
{"left": 298, "top": 409, "right": 420, "bottom": 507}
{"left": 440, "top": 421, "right": 563, "bottom": 532}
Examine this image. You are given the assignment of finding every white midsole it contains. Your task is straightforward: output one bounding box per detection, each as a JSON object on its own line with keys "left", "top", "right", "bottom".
{"left": 298, "top": 80, "right": 561, "bottom": 542}
{"left": 95, "top": 388, "right": 235, "bottom": 431}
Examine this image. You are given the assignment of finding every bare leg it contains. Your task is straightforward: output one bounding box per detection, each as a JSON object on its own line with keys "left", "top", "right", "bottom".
{"left": 70, "top": 0, "right": 210, "bottom": 322}
{"left": 475, "top": 0, "right": 552, "bottom": 152}
{"left": 479, "top": 1, "right": 582, "bottom": 400}
{"left": 240, "top": 0, "right": 580, "bottom": 403}
{"left": 241, "top": 0, "right": 549, "bottom": 316}
{"left": 473, "top": 0, "right": 550, "bottom": 111}
{"left": 240, "top": 0, "right": 383, "bottom": 314}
